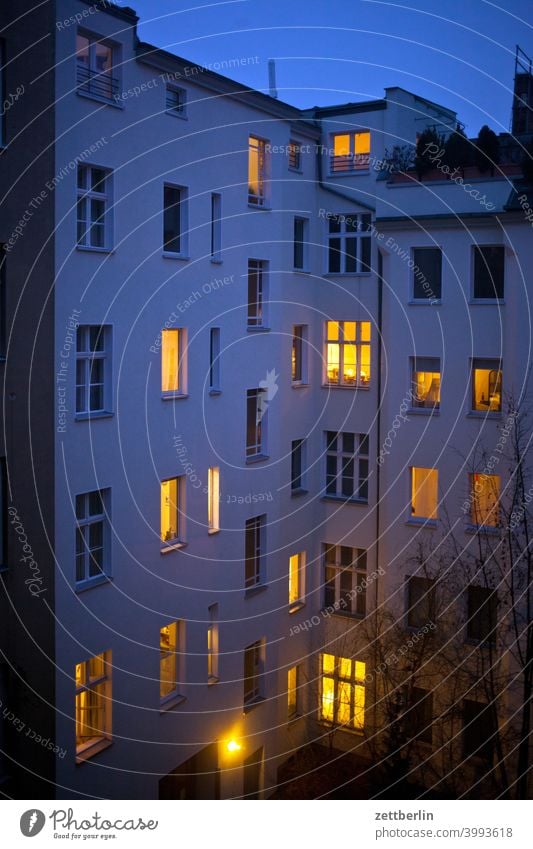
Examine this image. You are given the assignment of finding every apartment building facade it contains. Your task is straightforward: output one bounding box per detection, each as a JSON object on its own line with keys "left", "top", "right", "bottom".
{"left": 0, "top": 0, "right": 530, "bottom": 799}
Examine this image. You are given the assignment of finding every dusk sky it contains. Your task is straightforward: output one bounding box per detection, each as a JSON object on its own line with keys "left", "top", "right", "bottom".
{"left": 132, "top": 0, "right": 533, "bottom": 136}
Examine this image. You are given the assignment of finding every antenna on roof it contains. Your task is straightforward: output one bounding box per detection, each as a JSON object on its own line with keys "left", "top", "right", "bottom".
{"left": 268, "top": 59, "right": 278, "bottom": 99}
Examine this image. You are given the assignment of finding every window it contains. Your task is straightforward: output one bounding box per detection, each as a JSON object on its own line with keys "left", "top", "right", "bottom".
{"left": 0, "top": 458, "right": 6, "bottom": 569}
{"left": 293, "top": 217, "right": 308, "bottom": 270}
{"left": 473, "top": 246, "right": 504, "bottom": 300}
{"left": 324, "top": 544, "right": 367, "bottom": 616}
{"left": 288, "top": 140, "right": 301, "bottom": 171}
{"left": 75, "top": 652, "right": 111, "bottom": 755}
{"left": 207, "top": 604, "right": 219, "bottom": 683}
{"left": 330, "top": 131, "right": 370, "bottom": 173}
{"left": 462, "top": 700, "right": 496, "bottom": 761}
{"left": 210, "top": 193, "right": 222, "bottom": 260}
{"left": 209, "top": 327, "right": 221, "bottom": 391}
{"left": 248, "top": 136, "right": 268, "bottom": 206}
{"left": 0, "top": 42, "right": 5, "bottom": 146}
{"left": 320, "top": 654, "right": 365, "bottom": 730}
{"left": 412, "top": 248, "right": 442, "bottom": 301}
{"left": 0, "top": 247, "right": 6, "bottom": 358}
{"left": 161, "top": 328, "right": 186, "bottom": 395}
{"left": 208, "top": 467, "right": 220, "bottom": 533}
{"left": 467, "top": 586, "right": 497, "bottom": 642}
{"left": 76, "top": 31, "right": 118, "bottom": 101}
{"left": 163, "top": 184, "right": 188, "bottom": 255}
{"left": 325, "top": 431, "right": 369, "bottom": 501}
{"left": 243, "top": 747, "right": 263, "bottom": 799}
{"left": 75, "top": 489, "right": 110, "bottom": 585}
{"left": 404, "top": 687, "right": 433, "bottom": 745}
{"left": 411, "top": 357, "right": 440, "bottom": 409}
{"left": 410, "top": 467, "right": 438, "bottom": 521}
{"left": 243, "top": 640, "right": 264, "bottom": 706}
{"left": 406, "top": 576, "right": 436, "bottom": 629}
{"left": 472, "top": 358, "right": 502, "bottom": 412}
{"left": 325, "top": 320, "right": 371, "bottom": 386}
{"left": 160, "top": 476, "right": 184, "bottom": 545}
{"left": 292, "top": 324, "right": 307, "bottom": 383}
{"left": 165, "top": 85, "right": 186, "bottom": 117}
{"left": 245, "top": 515, "right": 265, "bottom": 588}
{"left": 160, "top": 622, "right": 180, "bottom": 701}
{"left": 469, "top": 473, "right": 500, "bottom": 527}
{"left": 246, "top": 388, "right": 267, "bottom": 458}
{"left": 287, "top": 665, "right": 299, "bottom": 719}
{"left": 247, "top": 259, "right": 268, "bottom": 327}
{"left": 291, "top": 439, "right": 306, "bottom": 492}
{"left": 75, "top": 325, "right": 110, "bottom": 415}
{"left": 77, "top": 165, "right": 112, "bottom": 249}
{"left": 288, "top": 551, "right": 305, "bottom": 610}
{"left": 327, "top": 213, "right": 371, "bottom": 273}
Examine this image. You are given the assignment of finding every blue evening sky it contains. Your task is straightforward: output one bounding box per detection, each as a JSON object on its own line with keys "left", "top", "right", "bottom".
{"left": 128, "top": 0, "right": 533, "bottom": 135}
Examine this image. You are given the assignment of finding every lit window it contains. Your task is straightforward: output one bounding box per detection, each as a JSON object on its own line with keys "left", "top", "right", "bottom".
{"left": 75, "top": 652, "right": 111, "bottom": 756}
{"left": 246, "top": 388, "right": 267, "bottom": 458}
{"left": 319, "top": 654, "right": 365, "bottom": 730}
{"left": 160, "top": 477, "right": 183, "bottom": 545}
{"left": 76, "top": 325, "right": 110, "bottom": 414}
{"left": 292, "top": 324, "right": 307, "bottom": 383}
{"left": 325, "top": 431, "right": 369, "bottom": 501}
{"left": 472, "top": 358, "right": 502, "bottom": 412}
{"left": 327, "top": 214, "right": 371, "bottom": 274}
{"left": 404, "top": 687, "right": 433, "bottom": 745}
{"left": 412, "top": 248, "right": 442, "bottom": 301}
{"left": 291, "top": 438, "right": 306, "bottom": 492}
{"left": 324, "top": 544, "right": 367, "bottom": 616}
{"left": 165, "top": 85, "right": 186, "bottom": 117}
{"left": 207, "top": 603, "right": 219, "bottom": 683}
{"left": 160, "top": 622, "right": 178, "bottom": 701}
{"left": 325, "top": 321, "right": 371, "bottom": 386}
{"left": 462, "top": 700, "right": 496, "bottom": 762}
{"left": 410, "top": 467, "right": 438, "bottom": 520}
{"left": 245, "top": 515, "right": 265, "bottom": 589}
{"left": 288, "top": 140, "right": 301, "bottom": 170}
{"left": 77, "top": 165, "right": 112, "bottom": 249}
{"left": 247, "top": 259, "right": 268, "bottom": 327}
{"left": 287, "top": 665, "right": 299, "bottom": 719}
{"left": 288, "top": 551, "right": 305, "bottom": 610}
{"left": 248, "top": 136, "right": 268, "bottom": 206}
{"left": 75, "top": 489, "right": 110, "bottom": 585}
{"left": 293, "top": 217, "right": 308, "bottom": 270}
{"left": 469, "top": 473, "right": 500, "bottom": 527}
{"left": 467, "top": 585, "right": 497, "bottom": 642}
{"left": 473, "top": 246, "right": 504, "bottom": 300}
{"left": 210, "top": 193, "right": 222, "bottom": 260}
{"left": 411, "top": 357, "right": 440, "bottom": 409}
{"left": 208, "top": 466, "right": 220, "bottom": 533}
{"left": 406, "top": 576, "right": 436, "bottom": 629}
{"left": 331, "top": 131, "right": 370, "bottom": 172}
{"left": 244, "top": 640, "right": 264, "bottom": 706}
{"left": 161, "top": 328, "right": 185, "bottom": 395}
{"left": 76, "top": 31, "right": 117, "bottom": 101}
{"left": 209, "top": 327, "right": 221, "bottom": 391}
{"left": 163, "top": 184, "right": 188, "bottom": 254}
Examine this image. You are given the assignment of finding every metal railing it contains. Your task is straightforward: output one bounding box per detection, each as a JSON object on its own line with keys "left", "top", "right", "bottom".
{"left": 76, "top": 63, "right": 119, "bottom": 101}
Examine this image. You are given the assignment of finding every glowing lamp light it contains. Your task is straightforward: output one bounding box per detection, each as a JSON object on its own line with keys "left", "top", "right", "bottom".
{"left": 226, "top": 739, "right": 241, "bottom": 753}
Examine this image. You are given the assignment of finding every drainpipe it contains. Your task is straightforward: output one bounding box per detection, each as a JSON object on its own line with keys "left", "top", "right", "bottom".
{"left": 373, "top": 249, "right": 384, "bottom": 741}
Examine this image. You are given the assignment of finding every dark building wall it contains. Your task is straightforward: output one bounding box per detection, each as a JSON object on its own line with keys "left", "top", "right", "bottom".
{"left": 0, "top": 0, "right": 57, "bottom": 798}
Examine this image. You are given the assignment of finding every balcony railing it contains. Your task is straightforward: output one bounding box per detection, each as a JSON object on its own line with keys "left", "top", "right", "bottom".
{"left": 76, "top": 63, "right": 119, "bottom": 102}
{"left": 331, "top": 153, "right": 371, "bottom": 173}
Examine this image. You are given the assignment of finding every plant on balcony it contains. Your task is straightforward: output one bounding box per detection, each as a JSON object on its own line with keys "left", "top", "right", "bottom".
{"left": 474, "top": 125, "right": 500, "bottom": 175}
{"left": 442, "top": 127, "right": 472, "bottom": 174}
{"left": 414, "top": 128, "right": 444, "bottom": 180}
{"left": 382, "top": 144, "right": 416, "bottom": 176}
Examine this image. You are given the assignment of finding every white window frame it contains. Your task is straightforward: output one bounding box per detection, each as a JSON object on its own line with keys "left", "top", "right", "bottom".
{"left": 165, "top": 84, "right": 187, "bottom": 118}
{"left": 76, "top": 30, "right": 119, "bottom": 103}
{"left": 75, "top": 652, "right": 112, "bottom": 758}
{"left": 330, "top": 131, "right": 371, "bottom": 173}
{"left": 210, "top": 193, "right": 222, "bottom": 261}
{"left": 246, "top": 388, "right": 267, "bottom": 459}
{"left": 75, "top": 489, "right": 110, "bottom": 587}
{"left": 75, "top": 325, "right": 111, "bottom": 416}
{"left": 288, "top": 551, "right": 306, "bottom": 611}
{"left": 208, "top": 466, "right": 220, "bottom": 533}
{"left": 325, "top": 431, "right": 369, "bottom": 502}
{"left": 410, "top": 356, "right": 441, "bottom": 410}
{"left": 77, "top": 165, "right": 113, "bottom": 250}
{"left": 326, "top": 212, "right": 372, "bottom": 275}
{"left": 291, "top": 438, "right": 307, "bottom": 493}
{"left": 292, "top": 324, "right": 308, "bottom": 384}
{"left": 245, "top": 514, "right": 266, "bottom": 589}
{"left": 160, "top": 475, "right": 185, "bottom": 550}
{"left": 325, "top": 320, "right": 371, "bottom": 387}
{"left": 319, "top": 654, "right": 366, "bottom": 731}
{"left": 293, "top": 217, "right": 309, "bottom": 271}
{"left": 163, "top": 183, "right": 188, "bottom": 257}
{"left": 209, "top": 327, "right": 221, "bottom": 392}
{"left": 248, "top": 135, "right": 269, "bottom": 207}
{"left": 323, "top": 544, "right": 367, "bottom": 617}
{"left": 471, "top": 357, "right": 502, "bottom": 414}
{"left": 247, "top": 259, "right": 269, "bottom": 328}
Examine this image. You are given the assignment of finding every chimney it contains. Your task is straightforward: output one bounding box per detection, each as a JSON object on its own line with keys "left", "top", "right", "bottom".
{"left": 268, "top": 59, "right": 278, "bottom": 99}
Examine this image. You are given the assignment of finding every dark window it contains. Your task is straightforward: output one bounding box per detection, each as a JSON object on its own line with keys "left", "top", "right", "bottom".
{"left": 163, "top": 185, "right": 184, "bottom": 253}
{"left": 467, "top": 585, "right": 497, "bottom": 642}
{"left": 462, "top": 700, "right": 496, "bottom": 761}
{"left": 243, "top": 642, "right": 262, "bottom": 704}
{"left": 473, "top": 246, "right": 504, "bottom": 299}
{"left": 75, "top": 489, "right": 109, "bottom": 583}
{"left": 165, "top": 86, "right": 186, "bottom": 116}
{"left": 404, "top": 686, "right": 433, "bottom": 744}
{"left": 291, "top": 439, "right": 305, "bottom": 491}
{"left": 243, "top": 747, "right": 263, "bottom": 799}
{"left": 412, "top": 248, "right": 442, "bottom": 300}
{"left": 76, "top": 31, "right": 118, "bottom": 101}
{"left": 245, "top": 515, "right": 264, "bottom": 588}
{"left": 76, "top": 325, "right": 109, "bottom": 414}
{"left": 406, "top": 576, "right": 436, "bottom": 629}
{"left": 293, "top": 217, "right": 307, "bottom": 269}
{"left": 324, "top": 544, "right": 367, "bottom": 616}
{"left": 327, "top": 213, "right": 371, "bottom": 274}
{"left": 0, "top": 247, "right": 6, "bottom": 358}
{"left": 246, "top": 388, "right": 266, "bottom": 457}
{"left": 288, "top": 141, "right": 301, "bottom": 170}
{"left": 325, "top": 431, "right": 369, "bottom": 501}
{"left": 209, "top": 328, "right": 220, "bottom": 391}
{"left": 0, "top": 458, "right": 7, "bottom": 569}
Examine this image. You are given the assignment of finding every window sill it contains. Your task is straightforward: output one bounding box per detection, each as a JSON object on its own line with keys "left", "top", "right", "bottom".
{"left": 319, "top": 720, "right": 364, "bottom": 736}
{"left": 245, "top": 453, "right": 269, "bottom": 465}
{"left": 321, "top": 606, "right": 364, "bottom": 620}
{"left": 467, "top": 411, "right": 502, "bottom": 419}
{"left": 288, "top": 167, "right": 303, "bottom": 174}
{"left": 408, "top": 407, "right": 440, "bottom": 416}
{"left": 406, "top": 518, "right": 438, "bottom": 528}
{"left": 291, "top": 487, "right": 308, "bottom": 497}
{"left": 322, "top": 272, "right": 372, "bottom": 278}
{"left": 292, "top": 381, "right": 310, "bottom": 389}
{"left": 408, "top": 299, "right": 442, "bottom": 306}
{"left": 243, "top": 696, "right": 265, "bottom": 714}
{"left": 162, "top": 252, "right": 190, "bottom": 261}
{"left": 165, "top": 110, "right": 187, "bottom": 120}
{"left": 328, "top": 169, "right": 370, "bottom": 178}
{"left": 207, "top": 675, "right": 219, "bottom": 686}
{"left": 322, "top": 383, "right": 370, "bottom": 391}
{"left": 161, "top": 392, "right": 188, "bottom": 401}
{"left": 246, "top": 326, "right": 271, "bottom": 333}
{"left": 289, "top": 601, "right": 305, "bottom": 614}
{"left": 208, "top": 528, "right": 220, "bottom": 535}
{"left": 208, "top": 388, "right": 222, "bottom": 396}
{"left": 75, "top": 410, "right": 114, "bottom": 422}
{"left": 244, "top": 584, "right": 268, "bottom": 599}
{"left": 76, "top": 245, "right": 114, "bottom": 255}
{"left": 160, "top": 694, "right": 187, "bottom": 713}
{"left": 247, "top": 202, "right": 271, "bottom": 211}
{"left": 210, "top": 257, "right": 223, "bottom": 265}
{"left": 76, "top": 90, "right": 123, "bottom": 109}
{"left": 75, "top": 574, "right": 112, "bottom": 593}
{"left": 293, "top": 267, "right": 310, "bottom": 274}
{"left": 76, "top": 738, "right": 112, "bottom": 765}
{"left": 322, "top": 495, "right": 368, "bottom": 506}
{"left": 160, "top": 540, "right": 187, "bottom": 554}
{"left": 465, "top": 523, "right": 500, "bottom": 536}
{"left": 469, "top": 299, "right": 505, "bottom": 306}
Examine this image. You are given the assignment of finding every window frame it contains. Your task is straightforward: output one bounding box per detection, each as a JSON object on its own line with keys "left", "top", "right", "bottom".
{"left": 75, "top": 651, "right": 112, "bottom": 759}
{"left": 288, "top": 551, "right": 306, "bottom": 611}
{"left": 466, "top": 585, "right": 497, "bottom": 643}
{"left": 410, "top": 466, "right": 439, "bottom": 522}
{"left": 293, "top": 217, "right": 309, "bottom": 271}
{"left": 0, "top": 458, "right": 7, "bottom": 570}
{"left": 248, "top": 135, "right": 269, "bottom": 207}
{"left": 244, "top": 514, "right": 266, "bottom": 589}
{"left": 210, "top": 192, "right": 222, "bottom": 261}
{"left": 75, "top": 325, "right": 112, "bottom": 418}
{"left": 291, "top": 324, "right": 308, "bottom": 385}
{"left": 291, "top": 438, "right": 307, "bottom": 494}
{"left": 75, "top": 488, "right": 111, "bottom": 588}
{"left": 324, "top": 320, "right": 371, "bottom": 387}
{"left": 324, "top": 431, "right": 369, "bottom": 502}
{"left": 288, "top": 140, "right": 302, "bottom": 172}
{"left": 319, "top": 653, "right": 366, "bottom": 731}
{"left": 163, "top": 183, "right": 188, "bottom": 258}
{"left": 243, "top": 639, "right": 264, "bottom": 707}
{"left": 410, "top": 356, "right": 441, "bottom": 411}
{"left": 287, "top": 665, "right": 300, "bottom": 720}
{"left": 472, "top": 245, "right": 505, "bottom": 302}
{"left": 468, "top": 472, "right": 500, "bottom": 528}
{"left": 462, "top": 699, "right": 496, "bottom": 762}
{"left": 326, "top": 213, "right": 372, "bottom": 275}
{"left": 76, "top": 165, "right": 113, "bottom": 251}
{"left": 247, "top": 259, "right": 269, "bottom": 328}
{"left": 165, "top": 84, "right": 187, "bottom": 118}
{"left": 207, "top": 603, "right": 219, "bottom": 684}
{"left": 207, "top": 466, "right": 220, "bottom": 533}
{"left": 323, "top": 544, "right": 367, "bottom": 617}
{"left": 404, "top": 686, "right": 433, "bottom": 745}
{"left": 329, "top": 131, "right": 371, "bottom": 174}
{"left": 160, "top": 475, "right": 185, "bottom": 550}
{"left": 160, "top": 327, "right": 187, "bottom": 398}
{"left": 209, "top": 327, "right": 221, "bottom": 392}
{"left": 246, "top": 388, "right": 268, "bottom": 459}
{"left": 0, "top": 247, "right": 6, "bottom": 358}
{"left": 76, "top": 29, "right": 119, "bottom": 104}
{"left": 411, "top": 247, "right": 442, "bottom": 302}
{"left": 471, "top": 357, "right": 502, "bottom": 414}
{"left": 160, "top": 621, "right": 185, "bottom": 705}
{"left": 406, "top": 575, "right": 436, "bottom": 630}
